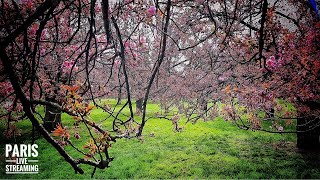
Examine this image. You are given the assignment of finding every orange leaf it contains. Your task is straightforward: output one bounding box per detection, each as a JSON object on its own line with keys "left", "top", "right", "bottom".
{"left": 222, "top": 85, "right": 232, "bottom": 94}
{"left": 52, "top": 124, "right": 64, "bottom": 137}
{"left": 83, "top": 139, "right": 98, "bottom": 154}
{"left": 157, "top": 9, "right": 164, "bottom": 17}
{"left": 85, "top": 105, "right": 95, "bottom": 114}
{"left": 52, "top": 124, "right": 70, "bottom": 140}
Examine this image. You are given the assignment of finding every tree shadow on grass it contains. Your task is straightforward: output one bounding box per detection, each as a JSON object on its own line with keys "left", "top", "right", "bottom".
{"left": 295, "top": 148, "right": 320, "bottom": 179}
{"left": 192, "top": 132, "right": 320, "bottom": 179}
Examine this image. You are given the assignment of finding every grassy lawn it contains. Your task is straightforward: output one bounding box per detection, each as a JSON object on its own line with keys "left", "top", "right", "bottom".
{"left": 1, "top": 100, "right": 319, "bottom": 179}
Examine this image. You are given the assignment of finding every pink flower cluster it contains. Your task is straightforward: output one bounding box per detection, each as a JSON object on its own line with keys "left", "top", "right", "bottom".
{"left": 29, "top": 23, "right": 39, "bottom": 37}
{"left": 139, "top": 37, "right": 146, "bottom": 46}
{"left": 22, "top": 0, "right": 33, "bottom": 9}
{"left": 218, "top": 76, "right": 226, "bottom": 82}
{"left": 147, "top": 6, "right": 156, "bottom": 16}
{"left": 0, "top": 82, "right": 13, "bottom": 96}
{"left": 124, "top": 41, "right": 137, "bottom": 56}
{"left": 123, "top": 38, "right": 146, "bottom": 67}
{"left": 40, "top": 48, "right": 46, "bottom": 56}
{"left": 264, "top": 55, "right": 285, "bottom": 72}
{"left": 114, "top": 60, "right": 121, "bottom": 69}
{"left": 266, "top": 56, "right": 277, "bottom": 68}
{"left": 61, "top": 60, "right": 78, "bottom": 73}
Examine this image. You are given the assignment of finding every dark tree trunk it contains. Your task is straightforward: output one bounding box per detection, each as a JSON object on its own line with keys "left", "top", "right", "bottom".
{"left": 44, "top": 97, "right": 61, "bottom": 132}
{"left": 268, "top": 108, "right": 275, "bottom": 118}
{"left": 136, "top": 98, "right": 143, "bottom": 113}
{"left": 297, "top": 101, "right": 320, "bottom": 149}
{"left": 200, "top": 98, "right": 208, "bottom": 115}
{"left": 117, "top": 88, "right": 122, "bottom": 104}
{"left": 201, "top": 100, "right": 208, "bottom": 112}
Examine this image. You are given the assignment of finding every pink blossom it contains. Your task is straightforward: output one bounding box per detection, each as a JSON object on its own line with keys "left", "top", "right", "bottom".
{"left": 266, "top": 56, "right": 277, "bottom": 69}
{"left": 147, "top": 6, "right": 156, "bottom": 16}
{"left": 22, "top": 0, "right": 33, "bottom": 9}
{"left": 0, "top": 82, "right": 13, "bottom": 96}
{"left": 278, "top": 126, "right": 283, "bottom": 132}
{"left": 266, "top": 93, "right": 274, "bottom": 100}
{"left": 114, "top": 60, "right": 121, "bottom": 68}
{"left": 97, "top": 35, "right": 107, "bottom": 44}
{"left": 41, "top": 29, "right": 47, "bottom": 40}
{"left": 40, "top": 48, "right": 46, "bottom": 56}
{"left": 260, "top": 67, "right": 267, "bottom": 73}
{"left": 125, "top": 41, "right": 130, "bottom": 48}
{"left": 63, "top": 61, "right": 70, "bottom": 67}
{"left": 139, "top": 37, "right": 146, "bottom": 47}
{"left": 30, "top": 23, "right": 39, "bottom": 36}
{"left": 61, "top": 60, "right": 78, "bottom": 73}
{"left": 266, "top": 60, "right": 274, "bottom": 67}
{"left": 133, "top": 53, "right": 137, "bottom": 58}
{"left": 140, "top": 37, "right": 146, "bottom": 43}
{"left": 218, "top": 76, "right": 226, "bottom": 81}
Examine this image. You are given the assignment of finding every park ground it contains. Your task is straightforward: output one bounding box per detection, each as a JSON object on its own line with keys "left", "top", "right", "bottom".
{"left": 0, "top": 100, "right": 320, "bottom": 179}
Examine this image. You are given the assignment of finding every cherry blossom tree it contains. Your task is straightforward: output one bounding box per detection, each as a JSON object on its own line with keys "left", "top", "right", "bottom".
{"left": 0, "top": 0, "right": 175, "bottom": 175}
{"left": 154, "top": 0, "right": 320, "bottom": 148}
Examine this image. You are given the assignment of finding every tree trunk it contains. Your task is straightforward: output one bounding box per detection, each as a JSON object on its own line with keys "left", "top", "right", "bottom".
{"left": 117, "top": 88, "right": 122, "bottom": 104}
{"left": 199, "top": 98, "right": 208, "bottom": 116}
{"left": 136, "top": 98, "right": 143, "bottom": 114}
{"left": 200, "top": 99, "right": 208, "bottom": 112}
{"left": 44, "top": 97, "right": 61, "bottom": 132}
{"left": 268, "top": 108, "right": 275, "bottom": 118}
{"left": 296, "top": 101, "right": 320, "bottom": 150}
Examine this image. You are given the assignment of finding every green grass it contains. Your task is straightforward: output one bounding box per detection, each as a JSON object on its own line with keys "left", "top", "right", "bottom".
{"left": 0, "top": 100, "right": 319, "bottom": 179}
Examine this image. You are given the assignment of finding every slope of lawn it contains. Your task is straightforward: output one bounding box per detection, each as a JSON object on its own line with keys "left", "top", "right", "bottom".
{"left": 0, "top": 100, "right": 319, "bottom": 179}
